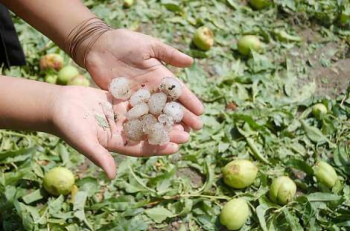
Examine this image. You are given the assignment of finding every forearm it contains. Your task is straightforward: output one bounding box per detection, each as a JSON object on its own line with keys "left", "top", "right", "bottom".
{"left": 1, "top": 0, "right": 95, "bottom": 61}
{"left": 0, "top": 76, "right": 59, "bottom": 133}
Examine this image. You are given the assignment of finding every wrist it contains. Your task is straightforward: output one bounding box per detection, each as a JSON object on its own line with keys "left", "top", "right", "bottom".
{"left": 43, "top": 84, "right": 62, "bottom": 134}
{"left": 65, "top": 18, "right": 112, "bottom": 68}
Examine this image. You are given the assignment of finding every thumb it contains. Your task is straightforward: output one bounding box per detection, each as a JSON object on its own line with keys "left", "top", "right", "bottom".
{"left": 151, "top": 41, "right": 193, "bottom": 67}
{"left": 83, "top": 141, "right": 117, "bottom": 179}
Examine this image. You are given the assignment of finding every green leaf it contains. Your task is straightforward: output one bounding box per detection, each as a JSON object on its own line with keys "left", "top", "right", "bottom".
{"left": 256, "top": 204, "right": 270, "bottom": 231}
{"left": 301, "top": 120, "right": 332, "bottom": 145}
{"left": 306, "top": 193, "right": 342, "bottom": 202}
{"left": 283, "top": 209, "right": 303, "bottom": 231}
{"left": 94, "top": 114, "right": 109, "bottom": 130}
{"left": 285, "top": 158, "right": 314, "bottom": 175}
{"left": 145, "top": 207, "right": 174, "bottom": 223}
{"left": 76, "top": 177, "right": 99, "bottom": 197}
{"left": 22, "top": 189, "right": 46, "bottom": 204}
{"left": 161, "top": 0, "right": 182, "bottom": 12}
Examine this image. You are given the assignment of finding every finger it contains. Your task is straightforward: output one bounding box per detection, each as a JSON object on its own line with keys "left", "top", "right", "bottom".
{"left": 99, "top": 100, "right": 118, "bottom": 134}
{"left": 151, "top": 41, "right": 193, "bottom": 68}
{"left": 83, "top": 140, "right": 117, "bottom": 179}
{"left": 173, "top": 124, "right": 184, "bottom": 131}
{"left": 182, "top": 106, "right": 203, "bottom": 131}
{"left": 169, "top": 130, "right": 190, "bottom": 144}
{"left": 110, "top": 141, "right": 179, "bottom": 157}
{"left": 180, "top": 122, "right": 191, "bottom": 132}
{"left": 179, "top": 84, "right": 205, "bottom": 116}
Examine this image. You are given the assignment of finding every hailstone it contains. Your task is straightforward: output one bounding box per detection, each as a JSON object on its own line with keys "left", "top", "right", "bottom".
{"left": 126, "top": 102, "right": 149, "bottom": 120}
{"left": 163, "top": 102, "right": 184, "bottom": 122}
{"left": 159, "top": 77, "right": 183, "bottom": 100}
{"left": 109, "top": 77, "right": 131, "bottom": 100}
{"left": 148, "top": 92, "right": 167, "bottom": 115}
{"left": 130, "top": 88, "right": 151, "bottom": 106}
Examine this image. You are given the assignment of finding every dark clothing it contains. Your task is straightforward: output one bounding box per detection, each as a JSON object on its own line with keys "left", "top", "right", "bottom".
{"left": 0, "top": 4, "right": 26, "bottom": 68}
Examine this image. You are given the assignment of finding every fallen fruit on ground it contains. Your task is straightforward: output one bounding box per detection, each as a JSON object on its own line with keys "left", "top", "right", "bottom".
{"left": 40, "top": 54, "right": 64, "bottom": 71}
{"left": 313, "top": 161, "right": 338, "bottom": 188}
{"left": 312, "top": 103, "right": 328, "bottom": 119}
{"left": 57, "top": 65, "right": 79, "bottom": 85}
{"left": 269, "top": 176, "right": 296, "bottom": 205}
{"left": 44, "top": 74, "right": 58, "bottom": 84}
{"left": 237, "top": 35, "right": 263, "bottom": 56}
{"left": 220, "top": 198, "right": 250, "bottom": 230}
{"left": 67, "top": 75, "right": 90, "bottom": 87}
{"left": 249, "top": 0, "right": 272, "bottom": 10}
{"left": 222, "top": 159, "right": 258, "bottom": 189}
{"left": 193, "top": 26, "right": 214, "bottom": 51}
{"left": 123, "top": 0, "right": 134, "bottom": 8}
{"left": 43, "top": 167, "right": 75, "bottom": 196}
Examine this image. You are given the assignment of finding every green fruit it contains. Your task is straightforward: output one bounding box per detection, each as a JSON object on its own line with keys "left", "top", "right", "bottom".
{"left": 57, "top": 65, "right": 79, "bottom": 85}
{"left": 43, "top": 167, "right": 75, "bottom": 196}
{"left": 44, "top": 74, "right": 58, "bottom": 84}
{"left": 237, "top": 35, "right": 263, "bottom": 56}
{"left": 313, "top": 161, "right": 338, "bottom": 188}
{"left": 249, "top": 0, "right": 272, "bottom": 10}
{"left": 40, "top": 54, "right": 64, "bottom": 71}
{"left": 222, "top": 160, "right": 258, "bottom": 189}
{"left": 67, "top": 75, "right": 90, "bottom": 87}
{"left": 193, "top": 26, "right": 214, "bottom": 51}
{"left": 312, "top": 103, "right": 327, "bottom": 119}
{"left": 269, "top": 176, "right": 296, "bottom": 205}
{"left": 123, "top": 0, "right": 134, "bottom": 8}
{"left": 220, "top": 198, "right": 250, "bottom": 230}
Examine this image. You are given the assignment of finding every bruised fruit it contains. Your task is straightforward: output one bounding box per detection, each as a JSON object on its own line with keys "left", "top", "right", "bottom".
{"left": 248, "top": 0, "right": 272, "bottom": 10}
{"left": 193, "top": 26, "right": 214, "bottom": 51}
{"left": 40, "top": 54, "right": 64, "bottom": 71}
{"left": 237, "top": 35, "right": 263, "bottom": 56}
{"left": 43, "top": 167, "right": 75, "bottom": 196}
{"left": 222, "top": 159, "right": 258, "bottom": 189}
{"left": 44, "top": 74, "right": 58, "bottom": 84}
{"left": 269, "top": 176, "right": 296, "bottom": 205}
{"left": 220, "top": 198, "right": 250, "bottom": 230}
{"left": 67, "top": 75, "right": 90, "bottom": 87}
{"left": 312, "top": 103, "right": 327, "bottom": 119}
{"left": 57, "top": 65, "right": 79, "bottom": 85}
{"left": 313, "top": 161, "right": 338, "bottom": 188}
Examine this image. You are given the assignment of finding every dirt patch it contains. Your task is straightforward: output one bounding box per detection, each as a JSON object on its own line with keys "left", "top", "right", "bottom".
{"left": 148, "top": 220, "right": 186, "bottom": 231}
{"left": 292, "top": 28, "right": 349, "bottom": 98}
{"left": 176, "top": 167, "right": 204, "bottom": 188}
{"left": 309, "top": 58, "right": 350, "bottom": 98}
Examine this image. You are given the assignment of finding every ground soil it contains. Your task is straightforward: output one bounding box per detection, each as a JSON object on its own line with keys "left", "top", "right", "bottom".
{"left": 176, "top": 167, "right": 204, "bottom": 189}
{"left": 295, "top": 28, "right": 349, "bottom": 98}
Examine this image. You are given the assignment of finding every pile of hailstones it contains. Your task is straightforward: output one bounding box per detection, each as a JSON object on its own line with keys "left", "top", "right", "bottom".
{"left": 108, "top": 77, "right": 184, "bottom": 145}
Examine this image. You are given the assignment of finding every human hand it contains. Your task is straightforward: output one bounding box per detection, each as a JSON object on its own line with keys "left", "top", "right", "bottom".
{"left": 50, "top": 86, "right": 190, "bottom": 179}
{"left": 84, "top": 29, "right": 204, "bottom": 130}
